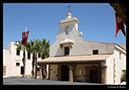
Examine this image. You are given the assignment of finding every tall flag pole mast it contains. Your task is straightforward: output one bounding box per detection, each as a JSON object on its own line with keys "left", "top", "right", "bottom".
{"left": 22, "top": 27, "right": 29, "bottom": 77}
{"left": 23, "top": 27, "right": 27, "bottom": 77}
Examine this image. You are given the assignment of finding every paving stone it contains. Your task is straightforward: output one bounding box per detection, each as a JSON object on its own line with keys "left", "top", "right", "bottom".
{"left": 3, "top": 77, "right": 104, "bottom": 85}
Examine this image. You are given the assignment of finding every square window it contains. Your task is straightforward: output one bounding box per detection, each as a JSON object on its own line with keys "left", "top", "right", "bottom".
{"left": 16, "top": 62, "right": 20, "bottom": 66}
{"left": 93, "top": 50, "right": 98, "bottom": 55}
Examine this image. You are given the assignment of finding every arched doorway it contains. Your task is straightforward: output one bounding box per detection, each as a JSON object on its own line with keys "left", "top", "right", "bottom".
{"left": 61, "top": 65, "right": 69, "bottom": 81}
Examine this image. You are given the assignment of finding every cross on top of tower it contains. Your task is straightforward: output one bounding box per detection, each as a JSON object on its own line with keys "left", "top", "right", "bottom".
{"left": 67, "top": 5, "right": 71, "bottom": 12}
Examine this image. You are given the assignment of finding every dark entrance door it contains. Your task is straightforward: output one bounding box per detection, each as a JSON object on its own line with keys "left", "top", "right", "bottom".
{"left": 61, "top": 65, "right": 69, "bottom": 81}
{"left": 90, "top": 70, "right": 98, "bottom": 83}
{"left": 21, "top": 66, "right": 24, "bottom": 75}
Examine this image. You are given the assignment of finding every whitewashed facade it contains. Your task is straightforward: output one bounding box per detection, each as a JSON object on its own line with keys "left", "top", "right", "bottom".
{"left": 3, "top": 42, "right": 42, "bottom": 77}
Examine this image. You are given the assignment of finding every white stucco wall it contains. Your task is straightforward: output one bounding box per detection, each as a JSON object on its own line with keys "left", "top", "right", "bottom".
{"left": 3, "top": 49, "right": 10, "bottom": 76}
{"left": 106, "top": 54, "right": 114, "bottom": 84}
{"left": 113, "top": 48, "right": 125, "bottom": 85}
{"left": 106, "top": 45, "right": 126, "bottom": 85}
{"left": 121, "top": 52, "right": 126, "bottom": 70}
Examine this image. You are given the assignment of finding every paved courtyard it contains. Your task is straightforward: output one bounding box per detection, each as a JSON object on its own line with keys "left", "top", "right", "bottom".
{"left": 3, "top": 77, "right": 104, "bottom": 85}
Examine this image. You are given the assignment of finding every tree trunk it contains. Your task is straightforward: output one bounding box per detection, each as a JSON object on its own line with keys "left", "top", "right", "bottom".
{"left": 32, "top": 52, "right": 35, "bottom": 78}
{"left": 42, "top": 51, "right": 45, "bottom": 59}
{"left": 34, "top": 54, "right": 37, "bottom": 78}
{"left": 42, "top": 51, "right": 47, "bottom": 79}
{"left": 23, "top": 50, "right": 26, "bottom": 77}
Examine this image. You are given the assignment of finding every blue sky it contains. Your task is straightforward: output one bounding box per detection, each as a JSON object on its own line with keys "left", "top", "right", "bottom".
{"left": 3, "top": 3, "right": 126, "bottom": 49}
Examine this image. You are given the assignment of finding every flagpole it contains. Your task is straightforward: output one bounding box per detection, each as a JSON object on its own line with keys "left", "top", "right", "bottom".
{"left": 23, "top": 27, "right": 27, "bottom": 77}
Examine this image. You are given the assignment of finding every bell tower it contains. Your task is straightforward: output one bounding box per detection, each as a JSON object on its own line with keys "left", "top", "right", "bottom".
{"left": 50, "top": 11, "right": 83, "bottom": 57}
{"left": 56, "top": 12, "right": 82, "bottom": 42}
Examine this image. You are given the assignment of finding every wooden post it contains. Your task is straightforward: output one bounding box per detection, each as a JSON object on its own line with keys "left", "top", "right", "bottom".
{"left": 43, "top": 65, "right": 47, "bottom": 79}
{"left": 48, "top": 65, "right": 51, "bottom": 80}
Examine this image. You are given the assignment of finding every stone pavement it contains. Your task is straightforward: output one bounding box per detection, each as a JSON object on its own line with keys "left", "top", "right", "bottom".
{"left": 3, "top": 77, "right": 104, "bottom": 85}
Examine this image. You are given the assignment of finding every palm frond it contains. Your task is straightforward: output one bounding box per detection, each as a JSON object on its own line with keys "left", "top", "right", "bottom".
{"left": 14, "top": 40, "right": 24, "bottom": 50}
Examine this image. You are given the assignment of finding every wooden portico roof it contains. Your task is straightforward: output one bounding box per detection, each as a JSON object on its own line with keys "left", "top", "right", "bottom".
{"left": 37, "top": 54, "right": 112, "bottom": 65}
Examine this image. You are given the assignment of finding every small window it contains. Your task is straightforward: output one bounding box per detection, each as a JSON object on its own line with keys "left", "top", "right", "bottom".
{"left": 16, "top": 62, "right": 20, "bottom": 66}
{"left": 64, "top": 47, "right": 69, "bottom": 55}
{"left": 93, "top": 50, "right": 98, "bottom": 55}
{"left": 28, "top": 52, "right": 30, "bottom": 59}
{"left": 16, "top": 49, "right": 20, "bottom": 55}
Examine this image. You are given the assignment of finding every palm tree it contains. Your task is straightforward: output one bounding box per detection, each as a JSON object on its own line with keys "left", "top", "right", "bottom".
{"left": 27, "top": 39, "right": 40, "bottom": 78}
{"left": 15, "top": 38, "right": 50, "bottom": 79}
{"left": 42, "top": 38, "right": 50, "bottom": 59}
{"left": 37, "top": 38, "right": 50, "bottom": 79}
{"left": 37, "top": 38, "right": 50, "bottom": 59}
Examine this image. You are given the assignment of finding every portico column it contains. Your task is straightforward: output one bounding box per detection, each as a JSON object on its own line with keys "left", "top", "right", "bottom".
{"left": 39, "top": 66, "right": 43, "bottom": 79}
{"left": 69, "top": 65, "right": 74, "bottom": 82}
{"left": 43, "top": 65, "right": 47, "bottom": 79}
{"left": 101, "top": 66, "right": 107, "bottom": 84}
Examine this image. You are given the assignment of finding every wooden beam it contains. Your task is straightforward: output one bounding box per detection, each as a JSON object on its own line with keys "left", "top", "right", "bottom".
{"left": 37, "top": 61, "right": 103, "bottom": 66}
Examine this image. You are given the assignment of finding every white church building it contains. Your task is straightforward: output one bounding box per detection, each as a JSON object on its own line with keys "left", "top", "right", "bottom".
{"left": 37, "top": 12, "right": 126, "bottom": 85}
{"left": 3, "top": 11, "right": 126, "bottom": 85}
